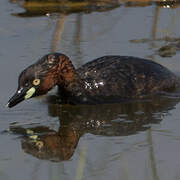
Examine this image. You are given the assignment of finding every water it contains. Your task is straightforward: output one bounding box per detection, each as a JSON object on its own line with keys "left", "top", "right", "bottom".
{"left": 1, "top": 0, "right": 180, "bottom": 179}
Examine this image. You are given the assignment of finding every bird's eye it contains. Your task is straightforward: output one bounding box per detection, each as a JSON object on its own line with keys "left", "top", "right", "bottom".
{"left": 33, "top": 79, "right": 40, "bottom": 86}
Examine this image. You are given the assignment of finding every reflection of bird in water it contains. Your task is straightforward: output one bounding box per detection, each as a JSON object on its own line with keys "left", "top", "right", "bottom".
{"left": 7, "top": 53, "right": 180, "bottom": 108}
{"left": 9, "top": 96, "right": 179, "bottom": 162}
{"left": 21, "top": 126, "right": 80, "bottom": 162}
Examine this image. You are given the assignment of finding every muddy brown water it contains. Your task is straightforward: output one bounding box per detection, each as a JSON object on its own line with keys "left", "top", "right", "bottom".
{"left": 1, "top": 0, "right": 180, "bottom": 179}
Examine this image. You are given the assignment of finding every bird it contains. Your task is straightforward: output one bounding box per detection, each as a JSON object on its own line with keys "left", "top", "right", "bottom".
{"left": 7, "top": 53, "right": 179, "bottom": 108}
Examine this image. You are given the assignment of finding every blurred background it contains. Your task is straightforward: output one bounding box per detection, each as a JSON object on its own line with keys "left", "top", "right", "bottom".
{"left": 1, "top": 0, "right": 180, "bottom": 179}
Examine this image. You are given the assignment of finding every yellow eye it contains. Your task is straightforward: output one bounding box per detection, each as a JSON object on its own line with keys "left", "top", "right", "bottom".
{"left": 33, "top": 79, "right": 40, "bottom": 86}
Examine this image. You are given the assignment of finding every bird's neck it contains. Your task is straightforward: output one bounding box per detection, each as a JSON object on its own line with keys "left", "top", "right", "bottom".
{"left": 56, "top": 56, "right": 76, "bottom": 85}
{"left": 55, "top": 55, "right": 84, "bottom": 93}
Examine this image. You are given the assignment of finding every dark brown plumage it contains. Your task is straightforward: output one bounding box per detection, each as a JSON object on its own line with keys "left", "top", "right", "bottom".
{"left": 7, "top": 53, "right": 180, "bottom": 108}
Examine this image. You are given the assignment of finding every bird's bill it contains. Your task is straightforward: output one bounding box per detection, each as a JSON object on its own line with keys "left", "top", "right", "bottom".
{"left": 7, "top": 87, "right": 36, "bottom": 108}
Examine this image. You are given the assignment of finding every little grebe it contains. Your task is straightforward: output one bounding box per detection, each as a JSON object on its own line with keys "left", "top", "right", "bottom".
{"left": 7, "top": 53, "right": 179, "bottom": 108}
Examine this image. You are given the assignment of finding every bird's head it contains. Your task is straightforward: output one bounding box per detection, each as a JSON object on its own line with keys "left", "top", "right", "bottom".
{"left": 7, "top": 53, "right": 75, "bottom": 108}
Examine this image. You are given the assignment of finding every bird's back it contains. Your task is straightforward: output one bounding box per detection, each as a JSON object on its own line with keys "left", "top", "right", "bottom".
{"left": 76, "top": 56, "right": 178, "bottom": 100}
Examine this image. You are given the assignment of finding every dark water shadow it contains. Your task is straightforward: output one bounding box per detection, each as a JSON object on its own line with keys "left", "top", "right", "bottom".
{"left": 9, "top": 0, "right": 180, "bottom": 17}
{"left": 131, "top": 36, "right": 180, "bottom": 58}
{"left": 9, "top": 0, "right": 120, "bottom": 17}
{"left": 9, "top": 95, "right": 180, "bottom": 162}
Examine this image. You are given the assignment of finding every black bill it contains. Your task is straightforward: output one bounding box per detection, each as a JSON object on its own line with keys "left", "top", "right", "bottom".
{"left": 6, "top": 87, "right": 31, "bottom": 108}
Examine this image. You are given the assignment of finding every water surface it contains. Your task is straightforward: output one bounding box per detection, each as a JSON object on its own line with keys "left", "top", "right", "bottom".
{"left": 1, "top": 0, "right": 180, "bottom": 179}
